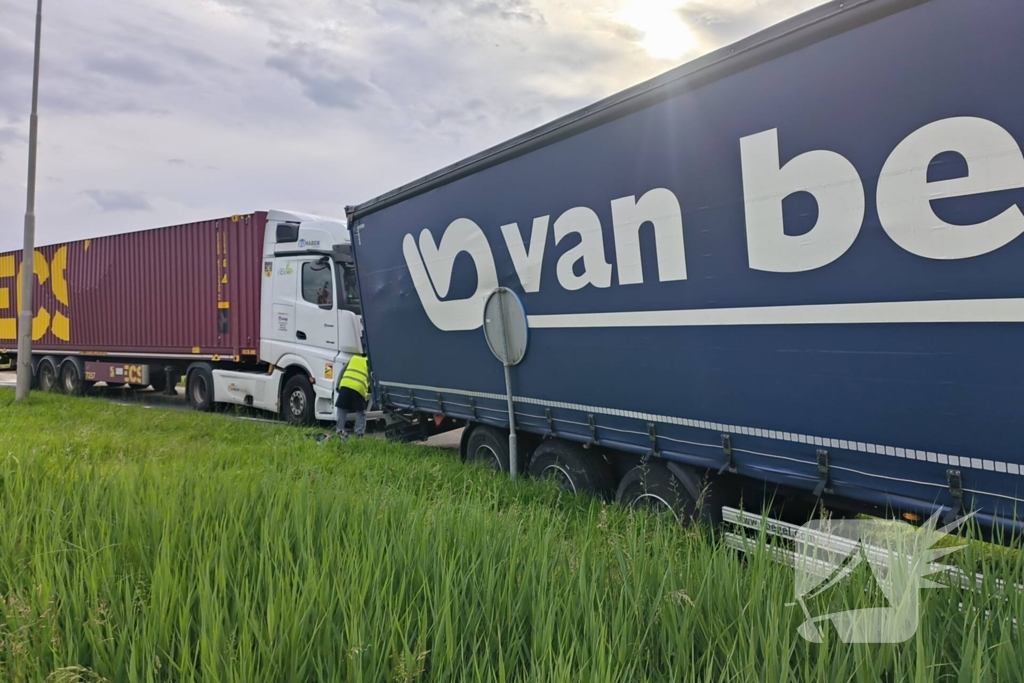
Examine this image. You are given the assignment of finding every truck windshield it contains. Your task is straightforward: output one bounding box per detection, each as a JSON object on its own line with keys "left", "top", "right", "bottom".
{"left": 337, "top": 261, "right": 361, "bottom": 314}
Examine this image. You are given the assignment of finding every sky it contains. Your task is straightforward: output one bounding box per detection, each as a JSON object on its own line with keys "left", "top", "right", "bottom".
{"left": 0, "top": 0, "right": 828, "bottom": 252}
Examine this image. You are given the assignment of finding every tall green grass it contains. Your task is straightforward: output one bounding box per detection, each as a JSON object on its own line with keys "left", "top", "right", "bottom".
{"left": 0, "top": 388, "right": 1021, "bottom": 682}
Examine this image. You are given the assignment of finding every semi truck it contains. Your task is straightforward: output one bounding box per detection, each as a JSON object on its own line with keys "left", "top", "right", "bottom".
{"left": 346, "top": 0, "right": 1024, "bottom": 536}
{"left": 0, "top": 210, "right": 367, "bottom": 426}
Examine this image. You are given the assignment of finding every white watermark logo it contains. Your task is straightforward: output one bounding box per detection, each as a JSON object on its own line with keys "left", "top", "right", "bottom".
{"left": 790, "top": 511, "right": 973, "bottom": 643}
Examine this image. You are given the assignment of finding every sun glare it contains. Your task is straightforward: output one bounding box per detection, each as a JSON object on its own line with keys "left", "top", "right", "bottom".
{"left": 617, "top": 0, "right": 697, "bottom": 61}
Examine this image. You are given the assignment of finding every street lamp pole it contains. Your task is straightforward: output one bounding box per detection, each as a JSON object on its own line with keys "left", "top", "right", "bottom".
{"left": 15, "top": 0, "right": 43, "bottom": 401}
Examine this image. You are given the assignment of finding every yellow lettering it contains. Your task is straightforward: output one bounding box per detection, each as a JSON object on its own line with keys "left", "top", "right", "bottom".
{"left": 0, "top": 254, "right": 14, "bottom": 310}
{"left": 0, "top": 254, "right": 14, "bottom": 340}
{"left": 51, "top": 312, "right": 70, "bottom": 341}
{"left": 48, "top": 247, "right": 71, "bottom": 340}
{"left": 51, "top": 247, "right": 69, "bottom": 305}
{"left": 16, "top": 251, "right": 51, "bottom": 341}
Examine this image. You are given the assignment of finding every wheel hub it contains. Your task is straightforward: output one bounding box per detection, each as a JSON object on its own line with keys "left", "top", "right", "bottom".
{"left": 290, "top": 391, "right": 306, "bottom": 416}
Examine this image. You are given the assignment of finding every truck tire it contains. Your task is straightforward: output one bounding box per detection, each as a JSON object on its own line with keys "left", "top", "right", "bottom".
{"left": 36, "top": 358, "right": 60, "bottom": 393}
{"left": 616, "top": 459, "right": 699, "bottom": 525}
{"left": 282, "top": 374, "right": 316, "bottom": 426}
{"left": 60, "top": 359, "right": 90, "bottom": 396}
{"left": 464, "top": 425, "right": 510, "bottom": 472}
{"left": 528, "top": 440, "right": 614, "bottom": 500}
{"left": 187, "top": 364, "right": 215, "bottom": 412}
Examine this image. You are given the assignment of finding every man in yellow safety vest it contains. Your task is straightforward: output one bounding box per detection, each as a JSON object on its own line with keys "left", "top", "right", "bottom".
{"left": 335, "top": 352, "right": 370, "bottom": 439}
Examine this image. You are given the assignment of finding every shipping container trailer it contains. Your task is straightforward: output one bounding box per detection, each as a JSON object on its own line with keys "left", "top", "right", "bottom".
{"left": 348, "top": 0, "right": 1024, "bottom": 537}
{"left": 1, "top": 210, "right": 367, "bottom": 427}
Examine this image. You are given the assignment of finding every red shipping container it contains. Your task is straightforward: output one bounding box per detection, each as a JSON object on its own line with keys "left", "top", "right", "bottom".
{"left": 0, "top": 213, "right": 267, "bottom": 362}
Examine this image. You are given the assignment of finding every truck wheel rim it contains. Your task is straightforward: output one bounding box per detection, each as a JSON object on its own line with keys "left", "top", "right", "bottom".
{"left": 541, "top": 464, "right": 578, "bottom": 494}
{"left": 475, "top": 445, "right": 501, "bottom": 471}
{"left": 63, "top": 368, "right": 77, "bottom": 393}
{"left": 40, "top": 365, "right": 55, "bottom": 390}
{"left": 290, "top": 391, "right": 306, "bottom": 417}
{"left": 192, "top": 376, "right": 207, "bottom": 404}
{"left": 632, "top": 493, "right": 681, "bottom": 523}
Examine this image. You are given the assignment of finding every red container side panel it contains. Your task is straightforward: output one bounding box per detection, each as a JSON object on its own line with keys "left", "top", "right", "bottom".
{"left": 0, "top": 213, "right": 266, "bottom": 360}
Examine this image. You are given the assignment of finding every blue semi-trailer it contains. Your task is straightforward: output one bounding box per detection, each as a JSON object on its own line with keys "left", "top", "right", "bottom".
{"left": 347, "top": 0, "right": 1024, "bottom": 537}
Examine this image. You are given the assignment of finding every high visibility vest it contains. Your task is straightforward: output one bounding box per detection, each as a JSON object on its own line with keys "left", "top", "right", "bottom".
{"left": 338, "top": 355, "right": 370, "bottom": 398}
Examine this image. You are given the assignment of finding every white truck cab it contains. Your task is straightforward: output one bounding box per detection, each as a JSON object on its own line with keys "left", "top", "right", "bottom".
{"left": 207, "top": 209, "right": 363, "bottom": 425}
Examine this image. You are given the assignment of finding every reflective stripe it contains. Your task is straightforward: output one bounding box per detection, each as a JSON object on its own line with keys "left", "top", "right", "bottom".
{"left": 339, "top": 356, "right": 370, "bottom": 397}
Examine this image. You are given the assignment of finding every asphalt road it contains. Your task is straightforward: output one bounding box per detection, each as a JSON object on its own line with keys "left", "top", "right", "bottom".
{"left": 0, "top": 370, "right": 463, "bottom": 450}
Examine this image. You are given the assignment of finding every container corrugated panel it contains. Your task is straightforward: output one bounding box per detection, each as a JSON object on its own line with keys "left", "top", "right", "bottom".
{"left": 0, "top": 213, "right": 267, "bottom": 360}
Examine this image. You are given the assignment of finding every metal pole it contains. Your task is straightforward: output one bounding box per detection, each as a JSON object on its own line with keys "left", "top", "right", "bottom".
{"left": 497, "top": 290, "right": 518, "bottom": 480}
{"left": 504, "top": 364, "right": 518, "bottom": 480}
{"left": 15, "top": 0, "right": 43, "bottom": 401}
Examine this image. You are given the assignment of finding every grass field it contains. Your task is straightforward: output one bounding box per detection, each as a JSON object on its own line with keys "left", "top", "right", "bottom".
{"left": 0, "top": 389, "right": 1021, "bottom": 682}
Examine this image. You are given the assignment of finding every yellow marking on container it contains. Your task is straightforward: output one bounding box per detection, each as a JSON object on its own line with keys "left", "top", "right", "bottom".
{"left": 233, "top": 355, "right": 240, "bottom": 362}
{"left": 221, "top": 274, "right": 228, "bottom": 285}
{"left": 50, "top": 247, "right": 69, "bottom": 305}
{"left": 231, "top": 215, "right": 240, "bottom": 222}
{"left": 212, "top": 354, "right": 221, "bottom": 362}
{"left": 84, "top": 239, "right": 91, "bottom": 252}
{"left": 0, "top": 255, "right": 13, "bottom": 340}
{"left": 192, "top": 347, "right": 201, "bottom": 354}
{"left": 0, "top": 254, "right": 15, "bottom": 309}
{"left": 51, "top": 312, "right": 70, "bottom": 342}
{"left": 218, "top": 301, "right": 230, "bottom": 310}
{"left": 222, "top": 259, "right": 227, "bottom": 268}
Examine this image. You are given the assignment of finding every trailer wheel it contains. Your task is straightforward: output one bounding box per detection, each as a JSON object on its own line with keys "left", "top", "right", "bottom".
{"left": 36, "top": 358, "right": 59, "bottom": 393}
{"left": 187, "top": 365, "right": 215, "bottom": 412}
{"left": 464, "top": 425, "right": 510, "bottom": 472}
{"left": 60, "top": 360, "right": 89, "bottom": 396}
{"left": 616, "top": 460, "right": 698, "bottom": 525}
{"left": 528, "top": 440, "right": 614, "bottom": 500}
{"left": 282, "top": 374, "right": 315, "bottom": 426}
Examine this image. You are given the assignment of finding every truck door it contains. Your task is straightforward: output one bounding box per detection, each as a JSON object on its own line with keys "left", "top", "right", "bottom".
{"left": 295, "top": 258, "right": 341, "bottom": 379}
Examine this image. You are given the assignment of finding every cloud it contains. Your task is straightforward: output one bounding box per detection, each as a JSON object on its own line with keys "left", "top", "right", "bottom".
{"left": 84, "top": 54, "right": 173, "bottom": 86}
{"left": 82, "top": 190, "right": 153, "bottom": 213}
{"left": 265, "top": 42, "right": 375, "bottom": 111}
{"left": 0, "top": 0, "right": 830, "bottom": 252}
{"left": 396, "top": 0, "right": 544, "bottom": 23}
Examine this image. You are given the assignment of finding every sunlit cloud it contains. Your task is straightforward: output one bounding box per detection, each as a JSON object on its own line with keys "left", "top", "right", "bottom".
{"left": 616, "top": 0, "right": 697, "bottom": 61}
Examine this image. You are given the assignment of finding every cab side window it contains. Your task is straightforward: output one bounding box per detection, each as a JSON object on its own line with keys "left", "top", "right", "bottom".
{"left": 301, "top": 262, "right": 333, "bottom": 308}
